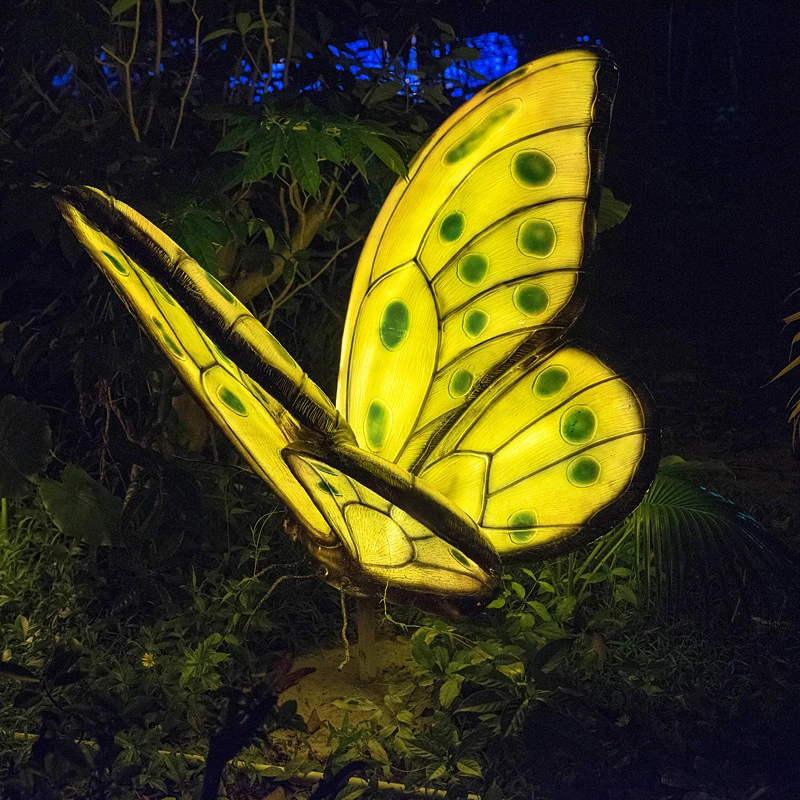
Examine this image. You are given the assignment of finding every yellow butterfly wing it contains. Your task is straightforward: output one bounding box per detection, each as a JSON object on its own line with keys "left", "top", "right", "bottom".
{"left": 416, "top": 343, "right": 658, "bottom": 556}
{"left": 55, "top": 187, "right": 337, "bottom": 540}
{"left": 56, "top": 186, "right": 500, "bottom": 615}
{"left": 337, "top": 48, "right": 657, "bottom": 553}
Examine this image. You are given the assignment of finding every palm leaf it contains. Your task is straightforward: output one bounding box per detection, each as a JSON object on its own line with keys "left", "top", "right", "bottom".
{"left": 579, "top": 460, "right": 800, "bottom": 620}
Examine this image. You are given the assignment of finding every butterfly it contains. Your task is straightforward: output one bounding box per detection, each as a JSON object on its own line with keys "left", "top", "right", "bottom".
{"left": 56, "top": 48, "right": 658, "bottom": 619}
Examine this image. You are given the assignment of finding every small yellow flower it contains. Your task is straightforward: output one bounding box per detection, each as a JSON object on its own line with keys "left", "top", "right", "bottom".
{"left": 142, "top": 652, "right": 155, "bottom": 668}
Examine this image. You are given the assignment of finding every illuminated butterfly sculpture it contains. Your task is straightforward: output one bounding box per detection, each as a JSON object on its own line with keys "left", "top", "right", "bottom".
{"left": 56, "top": 49, "right": 658, "bottom": 618}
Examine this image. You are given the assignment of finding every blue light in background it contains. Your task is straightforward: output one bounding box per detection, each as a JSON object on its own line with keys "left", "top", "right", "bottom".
{"left": 49, "top": 32, "right": 521, "bottom": 102}
{"left": 51, "top": 64, "right": 73, "bottom": 87}
{"left": 325, "top": 33, "right": 517, "bottom": 102}
{"left": 442, "top": 32, "right": 518, "bottom": 99}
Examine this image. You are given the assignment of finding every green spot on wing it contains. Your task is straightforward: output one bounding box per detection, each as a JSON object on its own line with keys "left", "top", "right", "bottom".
{"left": 463, "top": 309, "right": 489, "bottom": 338}
{"left": 517, "top": 219, "right": 556, "bottom": 257}
{"left": 444, "top": 101, "right": 519, "bottom": 164}
{"left": 512, "top": 150, "right": 556, "bottom": 187}
{"left": 316, "top": 479, "right": 340, "bottom": 496}
{"left": 450, "top": 547, "right": 470, "bottom": 567}
{"left": 365, "top": 399, "right": 390, "bottom": 452}
{"left": 448, "top": 369, "right": 474, "bottom": 398}
{"left": 513, "top": 284, "right": 549, "bottom": 316}
{"left": 151, "top": 316, "right": 186, "bottom": 360}
{"left": 533, "top": 366, "right": 569, "bottom": 398}
{"left": 508, "top": 510, "right": 537, "bottom": 543}
{"left": 457, "top": 253, "right": 489, "bottom": 286}
{"left": 163, "top": 334, "right": 185, "bottom": 360}
{"left": 154, "top": 281, "right": 176, "bottom": 305}
{"left": 560, "top": 406, "right": 597, "bottom": 444}
{"left": 379, "top": 300, "right": 410, "bottom": 351}
{"left": 567, "top": 456, "right": 600, "bottom": 487}
{"left": 217, "top": 386, "right": 247, "bottom": 416}
{"left": 207, "top": 272, "right": 235, "bottom": 304}
{"left": 102, "top": 251, "right": 129, "bottom": 275}
{"left": 439, "top": 211, "right": 465, "bottom": 243}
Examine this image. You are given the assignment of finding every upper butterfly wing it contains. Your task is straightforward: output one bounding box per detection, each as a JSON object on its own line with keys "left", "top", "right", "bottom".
{"left": 337, "top": 49, "right": 618, "bottom": 470}
{"left": 56, "top": 186, "right": 340, "bottom": 544}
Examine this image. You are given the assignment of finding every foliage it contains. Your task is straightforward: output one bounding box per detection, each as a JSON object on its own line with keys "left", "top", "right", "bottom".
{"left": 0, "top": 472, "right": 336, "bottom": 797}
{"left": 774, "top": 306, "right": 800, "bottom": 446}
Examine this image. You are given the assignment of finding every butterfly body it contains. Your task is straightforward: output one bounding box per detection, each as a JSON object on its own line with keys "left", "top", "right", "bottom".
{"left": 56, "top": 48, "right": 658, "bottom": 617}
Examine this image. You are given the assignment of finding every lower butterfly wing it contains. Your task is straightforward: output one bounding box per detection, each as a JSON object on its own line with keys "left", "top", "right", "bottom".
{"left": 415, "top": 343, "right": 659, "bottom": 557}
{"left": 282, "top": 449, "right": 497, "bottom": 617}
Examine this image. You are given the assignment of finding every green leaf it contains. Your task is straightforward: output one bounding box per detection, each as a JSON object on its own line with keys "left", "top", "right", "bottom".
{"left": 243, "top": 126, "right": 285, "bottom": 182}
{"left": 449, "top": 46, "right": 481, "bottom": 61}
{"left": 614, "top": 584, "right": 639, "bottom": 607}
{"left": 432, "top": 18, "right": 455, "bottom": 42}
{"left": 529, "top": 600, "right": 552, "bottom": 621}
{"left": 235, "top": 12, "right": 251, "bottom": 36}
{"left": 202, "top": 28, "right": 236, "bottom": 44}
{"left": 339, "top": 126, "right": 361, "bottom": 161}
{"left": 358, "top": 131, "right": 407, "bottom": 178}
{"left": 285, "top": 130, "right": 321, "bottom": 195}
{"left": 110, "top": 0, "right": 139, "bottom": 18}
{"left": 313, "top": 130, "right": 344, "bottom": 164}
{"left": 456, "top": 689, "right": 506, "bottom": 714}
{"left": 173, "top": 208, "right": 229, "bottom": 274}
{"left": 364, "top": 80, "right": 403, "bottom": 107}
{"left": 611, "top": 567, "right": 633, "bottom": 577}
{"left": 510, "top": 581, "right": 525, "bottom": 600}
{"left": 39, "top": 465, "right": 122, "bottom": 546}
{"left": 487, "top": 596, "right": 505, "bottom": 609}
{"left": 439, "top": 674, "right": 464, "bottom": 709}
{"left": 0, "top": 395, "right": 52, "bottom": 497}
{"left": 555, "top": 595, "right": 576, "bottom": 622}
{"left": 457, "top": 759, "right": 482, "bottom": 777}
{"left": 597, "top": 187, "right": 631, "bottom": 233}
{"left": 367, "top": 738, "right": 389, "bottom": 763}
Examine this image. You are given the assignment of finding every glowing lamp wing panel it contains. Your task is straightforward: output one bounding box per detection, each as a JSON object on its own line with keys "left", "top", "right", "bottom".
{"left": 417, "top": 344, "right": 658, "bottom": 557}
{"left": 338, "top": 49, "right": 618, "bottom": 468}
